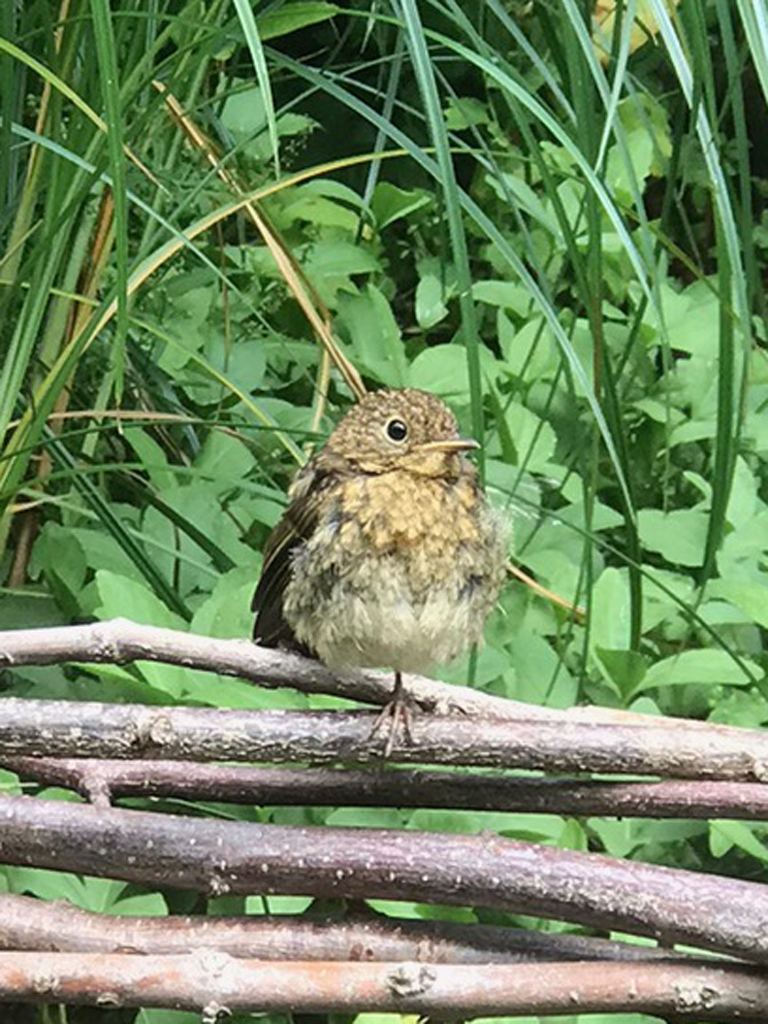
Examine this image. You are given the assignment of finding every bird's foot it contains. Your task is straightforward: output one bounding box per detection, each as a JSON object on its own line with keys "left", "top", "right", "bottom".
{"left": 369, "top": 672, "right": 414, "bottom": 757}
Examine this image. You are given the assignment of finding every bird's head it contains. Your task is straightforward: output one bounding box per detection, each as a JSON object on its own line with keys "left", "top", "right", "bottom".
{"left": 324, "top": 388, "right": 479, "bottom": 478}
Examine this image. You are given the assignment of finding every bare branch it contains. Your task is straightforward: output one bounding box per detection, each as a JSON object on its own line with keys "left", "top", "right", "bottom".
{"left": 2, "top": 794, "right": 768, "bottom": 962}
{"left": 0, "top": 953, "right": 764, "bottom": 1019}
{"left": 0, "top": 697, "right": 767, "bottom": 778}
{"left": 0, "top": 894, "right": 697, "bottom": 963}
{"left": 0, "top": 617, "right": 521, "bottom": 716}
{"left": 11, "top": 758, "right": 768, "bottom": 819}
{"left": 0, "top": 619, "right": 758, "bottom": 733}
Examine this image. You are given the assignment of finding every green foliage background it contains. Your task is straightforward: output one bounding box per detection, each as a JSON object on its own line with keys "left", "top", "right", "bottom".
{"left": 2, "top": 0, "right": 768, "bottom": 1021}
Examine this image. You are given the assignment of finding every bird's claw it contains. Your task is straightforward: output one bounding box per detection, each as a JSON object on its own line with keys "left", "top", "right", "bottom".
{"left": 370, "top": 693, "right": 414, "bottom": 757}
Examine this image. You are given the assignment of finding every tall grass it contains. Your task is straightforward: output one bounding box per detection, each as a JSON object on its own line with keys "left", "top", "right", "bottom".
{"left": 1, "top": 0, "right": 767, "bottom": 689}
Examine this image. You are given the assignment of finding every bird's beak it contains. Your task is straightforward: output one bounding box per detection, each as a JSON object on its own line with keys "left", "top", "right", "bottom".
{"left": 413, "top": 437, "right": 480, "bottom": 454}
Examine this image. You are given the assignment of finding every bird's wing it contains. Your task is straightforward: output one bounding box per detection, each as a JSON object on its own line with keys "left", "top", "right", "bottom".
{"left": 251, "top": 457, "right": 342, "bottom": 648}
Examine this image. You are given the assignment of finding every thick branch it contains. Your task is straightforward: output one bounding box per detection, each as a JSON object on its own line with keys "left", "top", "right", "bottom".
{"left": 0, "top": 894, "right": 696, "bottom": 964}
{"left": 0, "top": 619, "right": 757, "bottom": 733}
{"left": 0, "top": 698, "right": 767, "bottom": 778}
{"left": 10, "top": 758, "right": 768, "bottom": 819}
{"left": 0, "top": 618, "right": 518, "bottom": 716}
{"left": 0, "top": 953, "right": 763, "bottom": 1019}
{"left": 2, "top": 795, "right": 768, "bottom": 962}
{"left": 12, "top": 757, "right": 768, "bottom": 819}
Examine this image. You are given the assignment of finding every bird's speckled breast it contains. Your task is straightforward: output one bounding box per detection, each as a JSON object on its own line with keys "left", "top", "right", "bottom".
{"left": 334, "top": 472, "right": 481, "bottom": 591}
{"left": 282, "top": 469, "right": 508, "bottom": 673}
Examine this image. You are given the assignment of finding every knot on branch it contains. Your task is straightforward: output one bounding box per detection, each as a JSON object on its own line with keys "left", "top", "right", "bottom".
{"left": 386, "top": 962, "right": 437, "bottom": 998}
{"left": 91, "top": 620, "right": 128, "bottom": 663}
{"left": 195, "top": 948, "right": 236, "bottom": 979}
{"left": 132, "top": 711, "right": 176, "bottom": 752}
{"left": 674, "top": 981, "right": 720, "bottom": 1012}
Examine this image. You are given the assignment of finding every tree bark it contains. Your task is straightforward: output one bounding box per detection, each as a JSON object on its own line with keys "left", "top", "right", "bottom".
{"left": 0, "top": 618, "right": 759, "bottom": 733}
{"left": 0, "top": 894, "right": 698, "bottom": 963}
{"left": 10, "top": 757, "right": 768, "bottom": 818}
{"left": 0, "top": 954, "right": 763, "bottom": 1019}
{"left": 1, "top": 794, "right": 768, "bottom": 963}
{"left": 0, "top": 698, "right": 767, "bottom": 777}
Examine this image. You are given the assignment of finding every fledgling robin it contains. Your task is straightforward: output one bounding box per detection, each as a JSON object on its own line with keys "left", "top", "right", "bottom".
{"left": 252, "top": 388, "right": 508, "bottom": 751}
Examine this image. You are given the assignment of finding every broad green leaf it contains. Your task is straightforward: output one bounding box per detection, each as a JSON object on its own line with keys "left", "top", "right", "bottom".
{"left": 595, "top": 648, "right": 648, "bottom": 701}
{"left": 122, "top": 426, "right": 176, "bottom": 492}
{"left": 370, "top": 182, "right": 431, "bottom": 229}
{"left": 726, "top": 456, "right": 759, "bottom": 529}
{"left": 94, "top": 571, "right": 187, "bottom": 697}
{"left": 504, "top": 401, "right": 557, "bottom": 471}
{"left": 632, "top": 649, "right": 761, "bottom": 696}
{"left": 407, "top": 344, "right": 470, "bottom": 400}
{"left": 591, "top": 568, "right": 631, "bottom": 653}
{"left": 415, "top": 272, "right": 449, "bottom": 329}
{"left": 300, "top": 239, "right": 380, "bottom": 303}
{"left": 408, "top": 344, "right": 498, "bottom": 401}
{"left": 258, "top": 2, "right": 339, "bottom": 41}
{"left": 499, "top": 312, "right": 558, "bottom": 381}
{"left": 710, "top": 820, "right": 768, "bottom": 864}
{"left": 246, "top": 894, "right": 313, "bottom": 914}
{"left": 281, "top": 191, "right": 359, "bottom": 232}
{"left": 337, "top": 286, "right": 408, "bottom": 387}
{"left": 94, "top": 569, "right": 184, "bottom": 629}
{"left": 707, "top": 579, "right": 768, "bottom": 628}
{"left": 137, "top": 1012, "right": 201, "bottom": 1024}
{"left": 637, "top": 509, "right": 709, "bottom": 567}
{"left": 506, "top": 633, "right": 577, "bottom": 710}
{"left": 195, "top": 431, "right": 254, "bottom": 492}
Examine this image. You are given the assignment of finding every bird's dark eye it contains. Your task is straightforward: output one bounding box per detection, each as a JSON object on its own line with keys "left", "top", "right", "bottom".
{"left": 386, "top": 418, "right": 408, "bottom": 442}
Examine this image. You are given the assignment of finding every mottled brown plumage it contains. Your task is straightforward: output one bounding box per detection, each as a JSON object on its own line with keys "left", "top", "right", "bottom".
{"left": 252, "top": 388, "right": 508, "bottom": 746}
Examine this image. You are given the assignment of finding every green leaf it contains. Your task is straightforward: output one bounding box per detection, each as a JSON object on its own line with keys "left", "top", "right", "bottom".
{"left": 595, "top": 648, "right": 648, "bottom": 701}
{"left": 370, "top": 182, "right": 430, "bottom": 229}
{"left": 5, "top": 870, "right": 156, "bottom": 915}
{"left": 191, "top": 566, "right": 258, "bottom": 640}
{"left": 30, "top": 523, "right": 87, "bottom": 611}
{"left": 591, "top": 568, "right": 632, "bottom": 653}
{"left": 281, "top": 187, "right": 360, "bottom": 232}
{"left": 337, "top": 286, "right": 408, "bottom": 387}
{"left": 122, "top": 426, "right": 176, "bottom": 492}
{"left": 195, "top": 431, "right": 254, "bottom": 493}
{"left": 408, "top": 344, "right": 497, "bottom": 401}
{"left": 710, "top": 820, "right": 768, "bottom": 864}
{"left": 94, "top": 571, "right": 187, "bottom": 697}
{"left": 246, "top": 894, "right": 313, "bottom": 914}
{"left": 415, "top": 272, "right": 449, "bottom": 329}
{"left": 94, "top": 569, "right": 185, "bottom": 630}
{"left": 300, "top": 239, "right": 380, "bottom": 302}
{"left": 258, "top": 2, "right": 339, "bottom": 41}
{"left": 632, "top": 649, "right": 762, "bottom": 697}
{"left": 137, "top": 1011, "right": 201, "bottom": 1024}
{"left": 505, "top": 634, "right": 577, "bottom": 710}
{"left": 726, "top": 456, "right": 759, "bottom": 529}
{"left": 707, "top": 579, "right": 768, "bottom": 629}
{"left": 503, "top": 401, "right": 557, "bottom": 471}
{"left": 638, "top": 509, "right": 710, "bottom": 567}
{"left": 498, "top": 312, "right": 558, "bottom": 381}
{"left": 327, "top": 807, "right": 405, "bottom": 829}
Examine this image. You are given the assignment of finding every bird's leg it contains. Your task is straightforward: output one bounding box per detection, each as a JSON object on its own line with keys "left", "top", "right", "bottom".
{"left": 370, "top": 670, "right": 414, "bottom": 757}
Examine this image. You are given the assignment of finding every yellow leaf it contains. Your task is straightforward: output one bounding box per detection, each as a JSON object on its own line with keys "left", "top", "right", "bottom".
{"left": 593, "top": 0, "right": 682, "bottom": 63}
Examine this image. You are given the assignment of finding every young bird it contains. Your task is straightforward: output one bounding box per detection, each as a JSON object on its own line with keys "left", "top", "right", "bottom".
{"left": 252, "top": 388, "right": 507, "bottom": 751}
